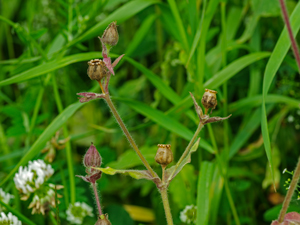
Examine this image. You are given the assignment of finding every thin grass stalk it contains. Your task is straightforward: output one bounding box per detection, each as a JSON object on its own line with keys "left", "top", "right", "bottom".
{"left": 52, "top": 75, "right": 76, "bottom": 203}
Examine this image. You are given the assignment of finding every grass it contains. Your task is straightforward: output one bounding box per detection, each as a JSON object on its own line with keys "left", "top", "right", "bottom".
{"left": 0, "top": 0, "right": 300, "bottom": 224}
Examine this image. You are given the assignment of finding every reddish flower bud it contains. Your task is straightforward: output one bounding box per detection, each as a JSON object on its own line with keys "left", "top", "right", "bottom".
{"left": 83, "top": 143, "right": 102, "bottom": 168}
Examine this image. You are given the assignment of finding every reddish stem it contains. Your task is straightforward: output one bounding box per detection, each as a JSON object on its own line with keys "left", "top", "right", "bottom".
{"left": 279, "top": 0, "right": 300, "bottom": 73}
{"left": 92, "top": 182, "right": 103, "bottom": 216}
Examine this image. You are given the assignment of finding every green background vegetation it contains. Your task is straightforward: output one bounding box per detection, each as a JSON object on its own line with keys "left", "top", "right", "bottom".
{"left": 0, "top": 0, "right": 300, "bottom": 224}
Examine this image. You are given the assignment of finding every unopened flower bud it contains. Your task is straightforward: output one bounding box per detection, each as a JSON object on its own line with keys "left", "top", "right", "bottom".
{"left": 155, "top": 144, "right": 173, "bottom": 167}
{"left": 201, "top": 89, "right": 217, "bottom": 114}
{"left": 102, "top": 21, "right": 119, "bottom": 47}
{"left": 83, "top": 143, "right": 102, "bottom": 168}
{"left": 95, "top": 214, "right": 112, "bottom": 225}
{"left": 87, "top": 59, "right": 108, "bottom": 81}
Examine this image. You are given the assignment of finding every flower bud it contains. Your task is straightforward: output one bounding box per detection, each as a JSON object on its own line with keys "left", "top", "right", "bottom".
{"left": 95, "top": 214, "right": 112, "bottom": 225}
{"left": 201, "top": 89, "right": 217, "bottom": 114}
{"left": 83, "top": 143, "right": 102, "bottom": 168}
{"left": 101, "top": 21, "right": 119, "bottom": 47}
{"left": 87, "top": 59, "right": 108, "bottom": 81}
{"left": 155, "top": 144, "right": 173, "bottom": 167}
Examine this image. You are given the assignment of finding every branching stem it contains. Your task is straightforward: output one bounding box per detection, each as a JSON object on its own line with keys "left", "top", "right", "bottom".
{"left": 104, "top": 94, "right": 157, "bottom": 178}
{"left": 160, "top": 188, "right": 173, "bottom": 225}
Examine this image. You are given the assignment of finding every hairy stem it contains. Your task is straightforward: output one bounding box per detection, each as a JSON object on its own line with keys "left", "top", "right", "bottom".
{"left": 279, "top": 0, "right": 300, "bottom": 73}
{"left": 92, "top": 182, "right": 103, "bottom": 216}
{"left": 278, "top": 156, "right": 300, "bottom": 222}
{"left": 104, "top": 94, "right": 157, "bottom": 178}
{"left": 160, "top": 188, "right": 174, "bottom": 225}
{"left": 174, "top": 122, "right": 204, "bottom": 171}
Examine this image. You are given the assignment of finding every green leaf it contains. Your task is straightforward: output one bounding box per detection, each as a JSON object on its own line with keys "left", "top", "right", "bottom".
{"left": 261, "top": 1, "right": 300, "bottom": 188}
{"left": 0, "top": 52, "right": 102, "bottom": 86}
{"left": 196, "top": 161, "right": 215, "bottom": 225}
{"left": 166, "top": 0, "right": 189, "bottom": 51}
{"left": 165, "top": 138, "right": 200, "bottom": 182}
{"left": 69, "top": 0, "right": 160, "bottom": 46}
{"left": 204, "top": 52, "right": 271, "bottom": 89}
{"left": 125, "top": 14, "right": 157, "bottom": 56}
{"left": 95, "top": 167, "right": 157, "bottom": 181}
{"left": 0, "top": 101, "right": 86, "bottom": 186}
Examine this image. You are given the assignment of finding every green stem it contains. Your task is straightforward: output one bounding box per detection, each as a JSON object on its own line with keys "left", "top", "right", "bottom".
{"left": 49, "top": 212, "right": 58, "bottom": 225}
{"left": 160, "top": 188, "right": 174, "bottom": 225}
{"left": 278, "top": 156, "right": 300, "bottom": 222}
{"left": 52, "top": 75, "right": 76, "bottom": 204}
{"left": 224, "top": 178, "right": 241, "bottom": 225}
{"left": 175, "top": 122, "right": 204, "bottom": 171}
{"left": 104, "top": 94, "right": 157, "bottom": 178}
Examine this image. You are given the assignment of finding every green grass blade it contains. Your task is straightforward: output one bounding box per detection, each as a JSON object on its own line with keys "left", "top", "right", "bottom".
{"left": 229, "top": 94, "right": 300, "bottom": 113}
{"left": 166, "top": 0, "right": 189, "bottom": 51}
{"left": 0, "top": 101, "right": 85, "bottom": 186}
{"left": 261, "top": 1, "right": 300, "bottom": 187}
{"left": 229, "top": 105, "right": 273, "bottom": 159}
{"left": 114, "top": 97, "right": 214, "bottom": 153}
{"left": 69, "top": 0, "right": 160, "bottom": 46}
{"left": 204, "top": 52, "right": 271, "bottom": 89}
{"left": 196, "top": 161, "right": 215, "bottom": 225}
{"left": 0, "top": 52, "right": 102, "bottom": 86}
{"left": 125, "top": 14, "right": 157, "bottom": 56}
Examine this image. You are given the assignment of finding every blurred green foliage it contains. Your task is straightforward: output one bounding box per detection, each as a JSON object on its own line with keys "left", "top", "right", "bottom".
{"left": 0, "top": 0, "right": 300, "bottom": 224}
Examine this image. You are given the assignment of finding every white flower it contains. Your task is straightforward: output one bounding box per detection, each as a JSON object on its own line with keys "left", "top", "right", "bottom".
{"left": 14, "top": 160, "right": 54, "bottom": 194}
{"left": 0, "top": 212, "right": 22, "bottom": 225}
{"left": 180, "top": 205, "right": 197, "bottom": 224}
{"left": 66, "top": 202, "right": 94, "bottom": 224}
{"left": 287, "top": 115, "right": 294, "bottom": 123}
{"left": 0, "top": 189, "right": 14, "bottom": 212}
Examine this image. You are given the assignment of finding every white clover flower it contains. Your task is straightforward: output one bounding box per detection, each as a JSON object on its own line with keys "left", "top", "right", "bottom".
{"left": 287, "top": 115, "right": 294, "bottom": 123}
{"left": 66, "top": 202, "right": 94, "bottom": 224}
{"left": 180, "top": 205, "right": 197, "bottom": 224}
{"left": 0, "top": 212, "right": 22, "bottom": 225}
{"left": 14, "top": 160, "right": 54, "bottom": 194}
{"left": 0, "top": 189, "right": 14, "bottom": 212}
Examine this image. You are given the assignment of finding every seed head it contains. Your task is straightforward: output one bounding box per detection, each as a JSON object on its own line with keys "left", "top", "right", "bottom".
{"left": 101, "top": 21, "right": 119, "bottom": 47}
{"left": 201, "top": 89, "right": 217, "bottom": 114}
{"left": 155, "top": 144, "right": 173, "bottom": 167}
{"left": 87, "top": 59, "right": 108, "bottom": 81}
{"left": 95, "top": 214, "right": 112, "bottom": 225}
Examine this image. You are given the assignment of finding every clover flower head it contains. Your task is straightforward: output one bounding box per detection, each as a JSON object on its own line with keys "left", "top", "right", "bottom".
{"left": 14, "top": 159, "right": 54, "bottom": 195}
{"left": 66, "top": 202, "right": 94, "bottom": 224}
{"left": 28, "top": 184, "right": 62, "bottom": 215}
{"left": 180, "top": 205, "right": 197, "bottom": 224}
{"left": 0, "top": 212, "right": 22, "bottom": 225}
{"left": 0, "top": 189, "right": 14, "bottom": 212}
